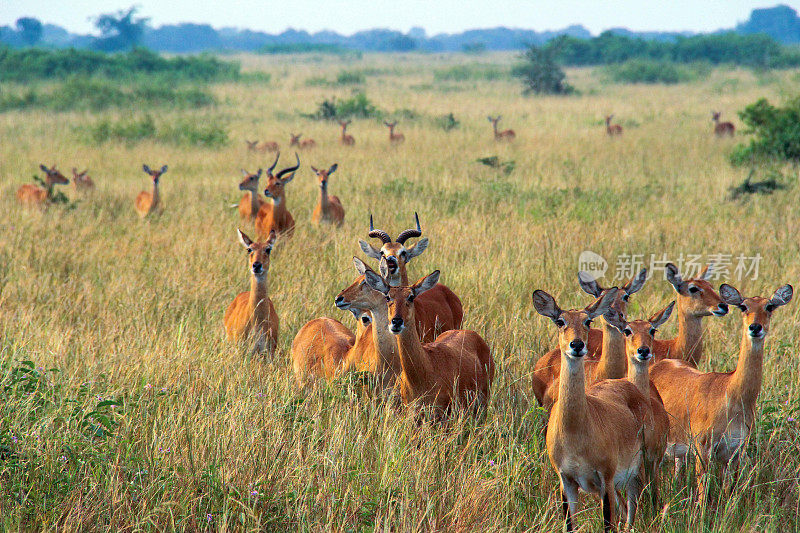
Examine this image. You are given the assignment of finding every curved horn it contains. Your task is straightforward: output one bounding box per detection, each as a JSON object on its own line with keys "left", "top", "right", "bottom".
{"left": 267, "top": 151, "right": 280, "bottom": 175}
{"left": 276, "top": 153, "right": 300, "bottom": 179}
{"left": 396, "top": 212, "right": 422, "bottom": 244}
{"left": 368, "top": 214, "right": 391, "bottom": 244}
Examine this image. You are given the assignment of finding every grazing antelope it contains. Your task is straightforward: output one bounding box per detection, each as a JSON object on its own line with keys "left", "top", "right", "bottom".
{"left": 16, "top": 164, "right": 69, "bottom": 208}
{"left": 71, "top": 168, "right": 95, "bottom": 192}
{"left": 311, "top": 163, "right": 344, "bottom": 227}
{"left": 605, "top": 114, "right": 623, "bottom": 136}
{"left": 338, "top": 120, "right": 355, "bottom": 146}
{"left": 533, "top": 288, "right": 649, "bottom": 532}
{"left": 255, "top": 153, "right": 300, "bottom": 239}
{"left": 246, "top": 139, "right": 279, "bottom": 152}
{"left": 289, "top": 133, "right": 316, "bottom": 150}
{"left": 533, "top": 270, "right": 647, "bottom": 406}
{"left": 383, "top": 121, "right": 405, "bottom": 144}
{"left": 650, "top": 283, "right": 792, "bottom": 506}
{"left": 488, "top": 115, "right": 515, "bottom": 141}
{"left": 359, "top": 213, "right": 463, "bottom": 340}
{"left": 363, "top": 267, "right": 494, "bottom": 417}
{"left": 224, "top": 229, "right": 280, "bottom": 356}
{"left": 238, "top": 153, "right": 279, "bottom": 222}
{"left": 135, "top": 164, "right": 167, "bottom": 218}
{"left": 712, "top": 111, "right": 735, "bottom": 137}
{"left": 652, "top": 263, "right": 728, "bottom": 366}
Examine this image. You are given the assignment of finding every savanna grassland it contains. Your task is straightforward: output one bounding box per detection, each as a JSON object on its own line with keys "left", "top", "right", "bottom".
{"left": 1, "top": 51, "right": 800, "bottom": 531}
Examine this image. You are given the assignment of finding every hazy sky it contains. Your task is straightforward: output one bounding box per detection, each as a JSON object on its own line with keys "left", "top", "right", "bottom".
{"left": 1, "top": 1, "right": 798, "bottom": 36}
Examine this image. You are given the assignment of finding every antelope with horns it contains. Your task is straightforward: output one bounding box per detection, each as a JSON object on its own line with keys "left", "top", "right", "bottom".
{"left": 650, "top": 283, "right": 792, "bottom": 506}
{"left": 363, "top": 267, "right": 494, "bottom": 417}
{"left": 135, "top": 164, "right": 167, "bottom": 218}
{"left": 383, "top": 121, "right": 405, "bottom": 144}
{"left": 238, "top": 152, "right": 279, "bottom": 222}
{"left": 533, "top": 269, "right": 647, "bottom": 407}
{"left": 338, "top": 120, "right": 355, "bottom": 146}
{"left": 359, "top": 213, "right": 463, "bottom": 341}
{"left": 712, "top": 111, "right": 735, "bottom": 137}
{"left": 17, "top": 164, "right": 69, "bottom": 209}
{"left": 290, "top": 133, "right": 316, "bottom": 150}
{"left": 311, "top": 163, "right": 344, "bottom": 227}
{"left": 605, "top": 115, "right": 623, "bottom": 136}
{"left": 71, "top": 168, "right": 95, "bottom": 193}
{"left": 533, "top": 288, "right": 649, "bottom": 532}
{"left": 652, "top": 263, "right": 728, "bottom": 366}
{"left": 224, "top": 229, "right": 280, "bottom": 356}
{"left": 246, "top": 139, "right": 279, "bottom": 153}
{"left": 488, "top": 115, "right": 515, "bottom": 141}
{"left": 255, "top": 153, "right": 300, "bottom": 240}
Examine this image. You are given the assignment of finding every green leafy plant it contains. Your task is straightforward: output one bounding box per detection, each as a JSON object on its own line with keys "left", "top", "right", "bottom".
{"left": 605, "top": 60, "right": 708, "bottom": 84}
{"left": 512, "top": 44, "right": 574, "bottom": 95}
{"left": 729, "top": 97, "right": 800, "bottom": 165}
{"left": 434, "top": 113, "right": 459, "bottom": 131}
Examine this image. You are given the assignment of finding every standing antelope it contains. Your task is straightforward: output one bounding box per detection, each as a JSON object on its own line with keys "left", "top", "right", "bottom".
{"left": 338, "top": 120, "right": 355, "bottom": 146}
{"left": 359, "top": 213, "right": 463, "bottom": 340}
{"left": 71, "top": 168, "right": 95, "bottom": 192}
{"left": 224, "top": 229, "right": 280, "bottom": 356}
{"left": 363, "top": 267, "right": 494, "bottom": 417}
{"left": 135, "top": 164, "right": 167, "bottom": 218}
{"left": 605, "top": 115, "right": 623, "bottom": 136}
{"left": 311, "top": 163, "right": 344, "bottom": 227}
{"left": 712, "top": 111, "right": 735, "bottom": 137}
{"left": 16, "top": 164, "right": 69, "bottom": 208}
{"left": 651, "top": 283, "right": 792, "bottom": 507}
{"left": 652, "top": 263, "right": 728, "bottom": 366}
{"left": 290, "top": 133, "right": 316, "bottom": 150}
{"left": 255, "top": 153, "right": 300, "bottom": 239}
{"left": 488, "top": 115, "right": 515, "bottom": 141}
{"left": 533, "top": 288, "right": 649, "bottom": 532}
{"left": 383, "top": 121, "right": 405, "bottom": 144}
{"left": 238, "top": 153, "right": 279, "bottom": 222}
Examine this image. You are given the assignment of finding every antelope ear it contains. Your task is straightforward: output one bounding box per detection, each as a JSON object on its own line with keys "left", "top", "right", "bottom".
{"left": 160, "top": 165, "right": 168, "bottom": 174}
{"left": 405, "top": 237, "right": 429, "bottom": 261}
{"left": 363, "top": 269, "right": 390, "bottom": 295}
{"left": 625, "top": 268, "right": 648, "bottom": 296}
{"left": 665, "top": 263, "right": 686, "bottom": 293}
{"left": 378, "top": 257, "right": 390, "bottom": 278}
{"left": 649, "top": 301, "right": 675, "bottom": 329}
{"left": 719, "top": 284, "right": 744, "bottom": 306}
{"left": 237, "top": 228, "right": 253, "bottom": 249}
{"left": 280, "top": 172, "right": 295, "bottom": 184}
{"left": 699, "top": 264, "right": 713, "bottom": 281}
{"left": 40, "top": 164, "right": 50, "bottom": 173}
{"left": 142, "top": 164, "right": 152, "bottom": 174}
{"left": 359, "top": 240, "right": 382, "bottom": 259}
{"left": 603, "top": 308, "right": 627, "bottom": 333}
{"left": 328, "top": 163, "right": 338, "bottom": 175}
{"left": 266, "top": 229, "right": 277, "bottom": 247}
{"left": 256, "top": 168, "right": 262, "bottom": 177}
{"left": 412, "top": 270, "right": 440, "bottom": 297}
{"left": 532, "top": 290, "right": 561, "bottom": 321}
{"left": 310, "top": 166, "right": 318, "bottom": 174}
{"left": 241, "top": 169, "right": 249, "bottom": 176}
{"left": 769, "top": 284, "right": 793, "bottom": 308}
{"left": 586, "top": 288, "right": 618, "bottom": 319}
{"left": 578, "top": 272, "right": 603, "bottom": 297}
{"left": 352, "top": 256, "right": 369, "bottom": 275}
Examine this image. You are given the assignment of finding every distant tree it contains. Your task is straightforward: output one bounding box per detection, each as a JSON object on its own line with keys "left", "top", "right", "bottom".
{"left": 93, "top": 6, "right": 148, "bottom": 51}
{"left": 512, "top": 43, "right": 574, "bottom": 95}
{"left": 16, "top": 17, "right": 43, "bottom": 46}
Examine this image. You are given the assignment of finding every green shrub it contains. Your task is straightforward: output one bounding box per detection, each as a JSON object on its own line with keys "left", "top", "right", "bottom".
{"left": 433, "top": 64, "right": 504, "bottom": 82}
{"left": 434, "top": 113, "right": 459, "bottom": 131}
{"left": 82, "top": 114, "right": 227, "bottom": 147}
{"left": 305, "top": 93, "right": 382, "bottom": 120}
{"left": 729, "top": 97, "right": 800, "bottom": 165}
{"left": 257, "top": 43, "right": 356, "bottom": 56}
{"left": 605, "top": 60, "right": 707, "bottom": 84}
{"left": 512, "top": 44, "right": 574, "bottom": 95}
{"left": 335, "top": 70, "right": 365, "bottom": 85}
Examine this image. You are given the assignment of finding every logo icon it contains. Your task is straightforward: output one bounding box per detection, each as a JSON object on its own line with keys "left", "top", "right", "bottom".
{"left": 578, "top": 251, "right": 608, "bottom": 282}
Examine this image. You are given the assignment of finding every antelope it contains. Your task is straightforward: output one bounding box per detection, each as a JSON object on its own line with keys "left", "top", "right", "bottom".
{"left": 359, "top": 213, "right": 463, "bottom": 341}
{"left": 650, "top": 283, "right": 792, "bottom": 506}
{"left": 652, "top": 263, "right": 728, "bottom": 366}
{"left": 71, "top": 168, "right": 95, "bottom": 192}
{"left": 246, "top": 139, "right": 279, "bottom": 153}
{"left": 16, "top": 164, "right": 69, "bottom": 208}
{"left": 290, "top": 133, "right": 316, "bottom": 150}
{"left": 311, "top": 163, "right": 344, "bottom": 227}
{"left": 238, "top": 152, "right": 279, "bottom": 222}
{"left": 135, "top": 164, "right": 167, "bottom": 218}
{"left": 363, "top": 267, "right": 494, "bottom": 417}
{"left": 605, "top": 115, "right": 623, "bottom": 136}
{"left": 224, "top": 229, "right": 280, "bottom": 356}
{"left": 533, "top": 288, "right": 649, "bottom": 532}
{"left": 338, "top": 120, "right": 355, "bottom": 146}
{"left": 488, "top": 115, "right": 515, "bottom": 141}
{"left": 712, "top": 111, "right": 735, "bottom": 137}
{"left": 533, "top": 270, "right": 647, "bottom": 407}
{"left": 255, "top": 153, "right": 300, "bottom": 239}
{"left": 383, "top": 121, "right": 405, "bottom": 144}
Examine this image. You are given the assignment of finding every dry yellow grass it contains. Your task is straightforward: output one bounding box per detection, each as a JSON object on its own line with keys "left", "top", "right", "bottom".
{"left": 1, "top": 52, "right": 799, "bottom": 531}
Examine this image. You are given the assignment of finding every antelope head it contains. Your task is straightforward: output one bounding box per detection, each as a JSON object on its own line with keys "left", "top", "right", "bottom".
{"left": 39, "top": 164, "right": 69, "bottom": 186}
{"left": 142, "top": 164, "right": 168, "bottom": 184}
{"left": 665, "top": 263, "right": 728, "bottom": 318}
{"left": 263, "top": 153, "right": 300, "bottom": 202}
{"left": 358, "top": 212, "right": 429, "bottom": 287}
{"left": 719, "top": 283, "right": 793, "bottom": 341}
{"left": 310, "top": 163, "right": 337, "bottom": 191}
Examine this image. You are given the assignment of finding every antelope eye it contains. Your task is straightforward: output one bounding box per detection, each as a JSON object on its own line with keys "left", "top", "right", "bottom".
{"left": 764, "top": 304, "right": 775, "bottom": 313}
{"left": 265, "top": 248, "right": 272, "bottom": 254}
{"left": 555, "top": 318, "right": 566, "bottom": 328}
{"left": 622, "top": 294, "right": 629, "bottom": 301}
{"left": 400, "top": 250, "right": 407, "bottom": 258}
{"left": 649, "top": 328, "right": 657, "bottom": 336}
{"left": 583, "top": 319, "right": 592, "bottom": 328}
{"left": 385, "top": 296, "right": 391, "bottom": 302}
{"left": 688, "top": 286, "right": 700, "bottom": 294}
{"left": 407, "top": 295, "right": 415, "bottom": 303}
{"left": 246, "top": 248, "right": 252, "bottom": 254}
{"left": 623, "top": 328, "right": 632, "bottom": 336}
{"left": 738, "top": 304, "right": 747, "bottom": 312}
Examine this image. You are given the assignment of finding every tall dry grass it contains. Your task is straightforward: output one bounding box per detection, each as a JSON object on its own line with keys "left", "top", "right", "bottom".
{"left": 0, "top": 53, "right": 799, "bottom": 531}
